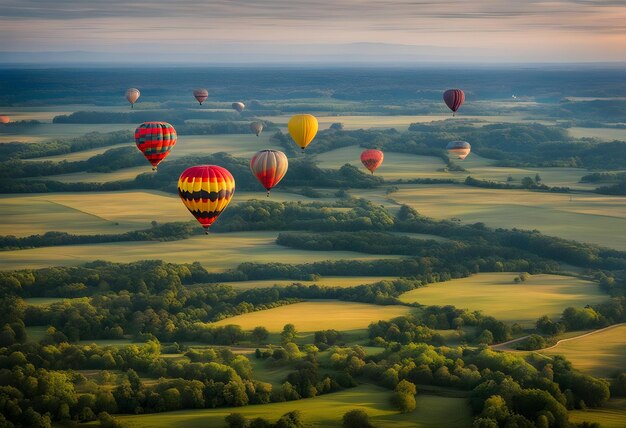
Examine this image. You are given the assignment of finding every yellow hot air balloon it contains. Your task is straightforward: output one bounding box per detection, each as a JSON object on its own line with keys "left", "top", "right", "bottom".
{"left": 288, "top": 114, "right": 318, "bottom": 151}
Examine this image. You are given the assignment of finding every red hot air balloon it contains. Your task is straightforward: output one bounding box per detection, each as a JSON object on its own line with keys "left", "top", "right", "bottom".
{"left": 443, "top": 89, "right": 465, "bottom": 116}
{"left": 194, "top": 88, "right": 209, "bottom": 105}
{"left": 360, "top": 149, "right": 384, "bottom": 174}
{"left": 250, "top": 150, "right": 288, "bottom": 196}
{"left": 134, "top": 122, "right": 177, "bottom": 171}
{"left": 178, "top": 165, "right": 235, "bottom": 233}
{"left": 0, "top": 115, "right": 9, "bottom": 124}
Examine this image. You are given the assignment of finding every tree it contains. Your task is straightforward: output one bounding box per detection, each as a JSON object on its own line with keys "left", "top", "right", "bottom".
{"left": 391, "top": 391, "right": 416, "bottom": 413}
{"left": 98, "top": 412, "right": 123, "bottom": 428}
{"left": 225, "top": 413, "right": 249, "bottom": 428}
{"left": 275, "top": 410, "right": 304, "bottom": 428}
{"left": 480, "top": 395, "right": 509, "bottom": 423}
{"left": 251, "top": 326, "right": 269, "bottom": 344}
{"left": 281, "top": 323, "right": 297, "bottom": 345}
{"left": 477, "top": 329, "right": 494, "bottom": 345}
{"left": 521, "top": 176, "right": 535, "bottom": 188}
{"left": 343, "top": 409, "right": 375, "bottom": 428}
{"left": 395, "top": 380, "right": 417, "bottom": 396}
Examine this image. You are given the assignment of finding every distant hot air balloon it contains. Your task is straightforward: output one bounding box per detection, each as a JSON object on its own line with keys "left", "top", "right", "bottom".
{"left": 250, "top": 122, "right": 264, "bottom": 137}
{"left": 0, "top": 115, "right": 9, "bottom": 124}
{"left": 288, "top": 114, "right": 318, "bottom": 151}
{"left": 232, "top": 102, "right": 245, "bottom": 112}
{"left": 194, "top": 89, "right": 209, "bottom": 105}
{"left": 360, "top": 149, "right": 384, "bottom": 174}
{"left": 126, "top": 88, "right": 140, "bottom": 108}
{"left": 443, "top": 89, "right": 465, "bottom": 116}
{"left": 250, "top": 150, "right": 288, "bottom": 196}
{"left": 134, "top": 122, "right": 177, "bottom": 171}
{"left": 446, "top": 141, "right": 471, "bottom": 160}
{"left": 178, "top": 165, "right": 235, "bottom": 233}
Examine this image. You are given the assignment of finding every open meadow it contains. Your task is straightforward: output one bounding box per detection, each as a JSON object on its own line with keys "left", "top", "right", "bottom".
{"left": 0, "top": 231, "right": 401, "bottom": 270}
{"left": 116, "top": 384, "right": 472, "bottom": 428}
{"left": 212, "top": 300, "right": 413, "bottom": 332}
{"left": 542, "top": 324, "right": 626, "bottom": 378}
{"left": 391, "top": 184, "right": 626, "bottom": 250}
{"left": 220, "top": 276, "right": 399, "bottom": 290}
{"left": 399, "top": 273, "right": 607, "bottom": 326}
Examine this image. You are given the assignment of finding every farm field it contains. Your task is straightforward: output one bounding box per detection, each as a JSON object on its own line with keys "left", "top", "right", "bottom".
{"left": 568, "top": 398, "right": 626, "bottom": 428}
{"left": 391, "top": 184, "right": 626, "bottom": 250}
{"left": 0, "top": 123, "right": 136, "bottom": 143}
{"left": 116, "top": 384, "right": 472, "bottom": 428}
{"left": 0, "top": 231, "right": 402, "bottom": 271}
{"left": 568, "top": 127, "right": 626, "bottom": 141}
{"left": 542, "top": 324, "right": 626, "bottom": 378}
{"left": 220, "top": 276, "right": 399, "bottom": 290}
{"left": 398, "top": 273, "right": 607, "bottom": 326}
{"left": 0, "top": 190, "right": 338, "bottom": 237}
{"left": 212, "top": 300, "right": 413, "bottom": 332}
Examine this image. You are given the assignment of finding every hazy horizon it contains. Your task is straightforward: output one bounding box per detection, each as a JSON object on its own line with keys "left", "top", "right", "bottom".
{"left": 2, "top": 1, "right": 625, "bottom": 65}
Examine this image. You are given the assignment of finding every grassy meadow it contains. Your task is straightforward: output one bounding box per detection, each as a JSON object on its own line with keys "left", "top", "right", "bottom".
{"left": 391, "top": 184, "right": 626, "bottom": 250}
{"left": 212, "top": 300, "right": 413, "bottom": 332}
{"left": 116, "top": 384, "right": 472, "bottom": 428}
{"left": 568, "top": 398, "right": 626, "bottom": 428}
{"left": 220, "top": 276, "right": 399, "bottom": 290}
{"left": 0, "top": 231, "right": 401, "bottom": 271}
{"left": 399, "top": 273, "right": 607, "bottom": 326}
{"left": 542, "top": 324, "right": 626, "bottom": 378}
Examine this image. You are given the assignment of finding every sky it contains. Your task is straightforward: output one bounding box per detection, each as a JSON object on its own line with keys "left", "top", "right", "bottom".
{"left": 1, "top": 0, "right": 625, "bottom": 64}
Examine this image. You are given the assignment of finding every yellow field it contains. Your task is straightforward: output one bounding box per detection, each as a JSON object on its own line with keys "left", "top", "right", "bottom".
{"left": 0, "top": 123, "right": 136, "bottom": 143}
{"left": 212, "top": 300, "right": 412, "bottom": 332}
{"left": 116, "top": 385, "right": 471, "bottom": 428}
{"left": 391, "top": 184, "right": 626, "bottom": 250}
{"left": 43, "top": 166, "right": 149, "bottom": 183}
{"left": 27, "top": 143, "right": 130, "bottom": 162}
{"left": 316, "top": 146, "right": 447, "bottom": 180}
{"left": 0, "top": 231, "right": 401, "bottom": 271}
{"left": 0, "top": 191, "right": 340, "bottom": 237}
{"left": 568, "top": 127, "right": 626, "bottom": 141}
{"left": 399, "top": 273, "right": 607, "bottom": 326}
{"left": 220, "top": 276, "right": 399, "bottom": 290}
{"left": 569, "top": 398, "right": 626, "bottom": 428}
{"left": 542, "top": 324, "right": 626, "bottom": 378}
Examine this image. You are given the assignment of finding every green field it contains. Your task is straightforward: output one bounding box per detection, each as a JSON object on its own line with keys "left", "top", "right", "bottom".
{"left": 391, "top": 184, "right": 626, "bottom": 250}
{"left": 568, "top": 127, "right": 626, "bottom": 141}
{"left": 212, "top": 300, "right": 413, "bottom": 332}
{"left": 117, "top": 384, "right": 472, "bottom": 428}
{"left": 0, "top": 231, "right": 401, "bottom": 271}
{"left": 569, "top": 398, "right": 626, "bottom": 428}
{"left": 542, "top": 324, "right": 626, "bottom": 378}
{"left": 399, "top": 273, "right": 607, "bottom": 326}
{"left": 220, "top": 276, "right": 399, "bottom": 290}
{"left": 0, "top": 123, "right": 136, "bottom": 143}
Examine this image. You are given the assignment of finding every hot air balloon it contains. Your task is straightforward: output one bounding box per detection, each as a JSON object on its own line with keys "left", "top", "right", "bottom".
{"left": 126, "top": 88, "right": 140, "bottom": 108}
{"left": 178, "top": 165, "right": 235, "bottom": 233}
{"left": 250, "top": 122, "right": 264, "bottom": 137}
{"left": 134, "top": 122, "right": 177, "bottom": 171}
{"left": 443, "top": 89, "right": 465, "bottom": 116}
{"left": 250, "top": 150, "right": 288, "bottom": 196}
{"left": 360, "top": 149, "right": 384, "bottom": 174}
{"left": 232, "top": 102, "right": 245, "bottom": 112}
{"left": 446, "top": 141, "right": 471, "bottom": 160}
{"left": 288, "top": 114, "right": 318, "bottom": 151}
{"left": 194, "top": 89, "right": 209, "bottom": 105}
{"left": 0, "top": 115, "right": 9, "bottom": 124}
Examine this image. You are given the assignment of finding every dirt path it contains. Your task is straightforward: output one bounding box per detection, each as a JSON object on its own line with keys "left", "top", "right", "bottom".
{"left": 490, "top": 335, "right": 530, "bottom": 350}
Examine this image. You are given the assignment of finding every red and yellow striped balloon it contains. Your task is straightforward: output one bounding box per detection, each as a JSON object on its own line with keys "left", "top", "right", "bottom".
{"left": 250, "top": 150, "right": 288, "bottom": 196}
{"left": 178, "top": 165, "right": 235, "bottom": 233}
{"left": 360, "top": 149, "right": 384, "bottom": 174}
{"left": 134, "top": 122, "right": 177, "bottom": 170}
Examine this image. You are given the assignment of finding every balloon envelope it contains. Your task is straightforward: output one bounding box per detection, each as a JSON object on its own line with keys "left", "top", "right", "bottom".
{"left": 178, "top": 165, "right": 235, "bottom": 232}
{"left": 134, "top": 122, "right": 177, "bottom": 170}
{"left": 360, "top": 149, "right": 384, "bottom": 174}
{"left": 0, "top": 115, "right": 9, "bottom": 124}
{"left": 250, "top": 150, "right": 288, "bottom": 195}
{"left": 250, "top": 122, "right": 264, "bottom": 136}
{"left": 446, "top": 141, "right": 471, "bottom": 160}
{"left": 126, "top": 88, "right": 140, "bottom": 107}
{"left": 288, "top": 114, "right": 318, "bottom": 150}
{"left": 194, "top": 89, "right": 209, "bottom": 105}
{"left": 443, "top": 89, "right": 465, "bottom": 114}
{"left": 232, "top": 102, "right": 245, "bottom": 112}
